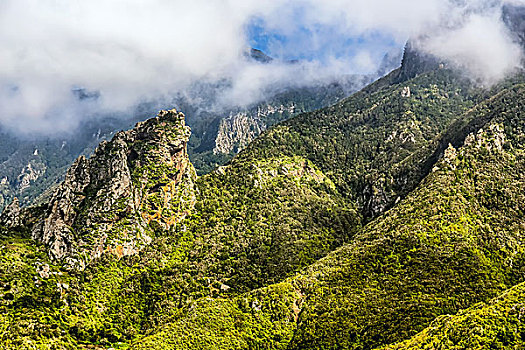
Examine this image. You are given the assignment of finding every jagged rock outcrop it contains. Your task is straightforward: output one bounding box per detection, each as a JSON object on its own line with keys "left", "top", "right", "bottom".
{"left": 1, "top": 109, "right": 196, "bottom": 266}
{"left": 396, "top": 40, "right": 442, "bottom": 83}
{"left": 396, "top": 5, "right": 525, "bottom": 84}
{"left": 0, "top": 197, "right": 21, "bottom": 228}
{"left": 16, "top": 160, "right": 46, "bottom": 191}
{"left": 244, "top": 48, "right": 274, "bottom": 64}
{"left": 213, "top": 113, "right": 266, "bottom": 155}
{"left": 213, "top": 104, "right": 296, "bottom": 155}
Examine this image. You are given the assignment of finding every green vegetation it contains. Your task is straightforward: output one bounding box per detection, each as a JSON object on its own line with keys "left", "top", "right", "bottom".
{"left": 1, "top": 65, "right": 524, "bottom": 350}
{"left": 131, "top": 85, "right": 525, "bottom": 349}
{"left": 381, "top": 282, "right": 525, "bottom": 349}
{"left": 239, "top": 70, "right": 479, "bottom": 218}
{"left": 187, "top": 79, "right": 364, "bottom": 176}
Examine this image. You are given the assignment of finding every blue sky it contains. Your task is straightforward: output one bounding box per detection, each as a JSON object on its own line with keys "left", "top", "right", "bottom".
{"left": 246, "top": 14, "right": 401, "bottom": 68}
{"left": 2, "top": 0, "right": 519, "bottom": 135}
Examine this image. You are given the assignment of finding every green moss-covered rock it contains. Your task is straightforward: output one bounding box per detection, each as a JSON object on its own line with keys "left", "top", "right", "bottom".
{"left": 2, "top": 110, "right": 196, "bottom": 268}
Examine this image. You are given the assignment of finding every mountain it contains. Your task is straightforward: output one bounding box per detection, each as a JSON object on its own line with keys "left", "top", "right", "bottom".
{"left": 0, "top": 114, "right": 142, "bottom": 212}
{"left": 188, "top": 75, "right": 375, "bottom": 174}
{"left": 133, "top": 92, "right": 525, "bottom": 349}
{"left": 9, "top": 110, "right": 196, "bottom": 265}
{"left": 0, "top": 49, "right": 392, "bottom": 212}
{"left": 244, "top": 48, "right": 274, "bottom": 63}
{"left": 1, "top": 66, "right": 524, "bottom": 350}
{"left": 129, "top": 64, "right": 525, "bottom": 350}
{"left": 1, "top": 9, "right": 525, "bottom": 348}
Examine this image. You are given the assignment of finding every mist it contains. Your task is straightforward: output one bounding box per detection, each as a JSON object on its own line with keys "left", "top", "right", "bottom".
{"left": 0, "top": 0, "right": 523, "bottom": 136}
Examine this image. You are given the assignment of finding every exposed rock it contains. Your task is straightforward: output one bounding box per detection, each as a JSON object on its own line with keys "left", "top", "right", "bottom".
{"left": 244, "top": 48, "right": 274, "bottom": 64}
{"left": 396, "top": 41, "right": 441, "bottom": 83}
{"left": 0, "top": 197, "right": 21, "bottom": 228}
{"left": 464, "top": 124, "right": 506, "bottom": 152}
{"left": 213, "top": 104, "right": 295, "bottom": 155}
{"left": 213, "top": 113, "right": 265, "bottom": 155}
{"left": 362, "top": 176, "right": 395, "bottom": 218}
{"left": 443, "top": 143, "right": 458, "bottom": 170}
{"left": 4, "top": 109, "right": 197, "bottom": 267}
{"left": 251, "top": 299, "right": 262, "bottom": 312}
{"left": 16, "top": 161, "right": 46, "bottom": 191}
{"left": 401, "top": 86, "right": 411, "bottom": 97}
{"left": 36, "top": 263, "right": 50, "bottom": 279}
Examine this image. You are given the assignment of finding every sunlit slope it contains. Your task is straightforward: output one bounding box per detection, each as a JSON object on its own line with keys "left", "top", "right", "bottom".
{"left": 380, "top": 281, "right": 525, "bottom": 349}
{"left": 134, "top": 84, "right": 525, "bottom": 349}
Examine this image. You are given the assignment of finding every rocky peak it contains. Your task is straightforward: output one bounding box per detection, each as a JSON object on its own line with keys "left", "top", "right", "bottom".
{"left": 396, "top": 40, "right": 442, "bottom": 83}
{"left": 2, "top": 109, "right": 196, "bottom": 267}
{"left": 244, "top": 48, "right": 274, "bottom": 64}
{"left": 397, "top": 5, "right": 525, "bottom": 83}
{"left": 16, "top": 160, "right": 46, "bottom": 192}
{"left": 212, "top": 104, "right": 297, "bottom": 155}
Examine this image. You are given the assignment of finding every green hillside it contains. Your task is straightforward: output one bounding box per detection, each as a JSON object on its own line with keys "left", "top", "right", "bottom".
{"left": 133, "top": 83, "right": 525, "bottom": 349}
{"left": 1, "top": 61, "right": 524, "bottom": 350}
{"left": 381, "top": 281, "right": 525, "bottom": 349}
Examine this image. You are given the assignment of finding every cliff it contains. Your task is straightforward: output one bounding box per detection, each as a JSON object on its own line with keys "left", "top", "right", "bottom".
{"left": 1, "top": 109, "right": 196, "bottom": 267}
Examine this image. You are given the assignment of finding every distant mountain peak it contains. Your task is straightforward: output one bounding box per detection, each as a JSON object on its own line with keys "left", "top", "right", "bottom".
{"left": 396, "top": 40, "right": 443, "bottom": 82}
{"left": 244, "top": 47, "right": 274, "bottom": 63}
{"left": 395, "top": 4, "right": 525, "bottom": 83}
{"left": 243, "top": 47, "right": 301, "bottom": 65}
{"left": 502, "top": 3, "right": 525, "bottom": 47}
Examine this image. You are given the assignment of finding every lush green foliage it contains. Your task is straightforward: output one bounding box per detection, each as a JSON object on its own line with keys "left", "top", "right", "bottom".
{"left": 1, "top": 68, "right": 524, "bottom": 350}
{"left": 239, "top": 70, "right": 479, "bottom": 218}
{"left": 187, "top": 78, "right": 366, "bottom": 176}
{"left": 381, "top": 282, "right": 525, "bottom": 349}
{"left": 130, "top": 84, "right": 525, "bottom": 349}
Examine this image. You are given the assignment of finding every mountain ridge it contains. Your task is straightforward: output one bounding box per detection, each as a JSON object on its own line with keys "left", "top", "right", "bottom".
{"left": 1, "top": 14, "right": 525, "bottom": 348}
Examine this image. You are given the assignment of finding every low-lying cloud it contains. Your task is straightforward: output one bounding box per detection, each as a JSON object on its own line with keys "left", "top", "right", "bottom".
{"left": 0, "top": 0, "right": 523, "bottom": 136}
{"left": 416, "top": 1, "right": 524, "bottom": 84}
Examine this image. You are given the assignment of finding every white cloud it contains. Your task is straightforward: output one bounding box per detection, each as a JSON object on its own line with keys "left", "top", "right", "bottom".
{"left": 421, "top": 12, "right": 523, "bottom": 84}
{"left": 0, "top": 0, "right": 522, "bottom": 135}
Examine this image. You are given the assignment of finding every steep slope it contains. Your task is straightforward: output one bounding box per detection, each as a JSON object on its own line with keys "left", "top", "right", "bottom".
{"left": 3, "top": 110, "right": 197, "bottom": 266}
{"left": 145, "top": 65, "right": 496, "bottom": 304}
{"left": 0, "top": 107, "right": 357, "bottom": 348}
{"left": 240, "top": 68, "right": 479, "bottom": 219}
{"left": 380, "top": 281, "right": 525, "bottom": 349}
{"left": 0, "top": 49, "right": 383, "bottom": 212}
{"left": 1, "top": 52, "right": 524, "bottom": 350}
{"left": 133, "top": 83, "right": 525, "bottom": 349}
{"left": 187, "top": 75, "right": 374, "bottom": 174}
{"left": 0, "top": 115, "right": 141, "bottom": 213}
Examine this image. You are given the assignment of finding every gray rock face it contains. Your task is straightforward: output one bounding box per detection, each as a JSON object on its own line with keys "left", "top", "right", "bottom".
{"left": 34, "top": 155, "right": 92, "bottom": 260}
{"left": 0, "top": 197, "right": 21, "bottom": 228}
{"left": 396, "top": 41, "right": 442, "bottom": 83}
{"left": 16, "top": 160, "right": 46, "bottom": 192}
{"left": 213, "top": 104, "right": 296, "bottom": 155}
{"left": 2, "top": 110, "right": 196, "bottom": 267}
